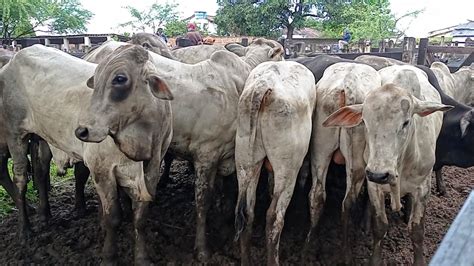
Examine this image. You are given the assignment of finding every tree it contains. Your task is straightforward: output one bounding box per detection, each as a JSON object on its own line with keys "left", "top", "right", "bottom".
{"left": 215, "top": 0, "right": 321, "bottom": 39}
{"left": 0, "top": 0, "right": 93, "bottom": 42}
{"left": 118, "top": 2, "right": 180, "bottom": 34}
{"left": 164, "top": 19, "right": 187, "bottom": 37}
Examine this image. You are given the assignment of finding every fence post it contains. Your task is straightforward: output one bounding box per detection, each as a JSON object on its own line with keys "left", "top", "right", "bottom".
{"left": 440, "top": 36, "right": 445, "bottom": 46}
{"left": 378, "top": 40, "right": 386, "bottom": 52}
{"left": 417, "top": 38, "right": 429, "bottom": 65}
{"left": 358, "top": 39, "right": 365, "bottom": 53}
{"left": 402, "top": 37, "right": 416, "bottom": 64}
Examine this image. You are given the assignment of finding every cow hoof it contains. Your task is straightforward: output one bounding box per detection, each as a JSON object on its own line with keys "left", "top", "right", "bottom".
{"left": 196, "top": 249, "right": 210, "bottom": 262}
{"left": 437, "top": 187, "right": 447, "bottom": 196}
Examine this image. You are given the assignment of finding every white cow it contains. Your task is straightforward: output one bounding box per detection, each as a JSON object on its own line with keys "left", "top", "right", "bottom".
{"left": 0, "top": 45, "right": 172, "bottom": 264}
{"left": 431, "top": 62, "right": 474, "bottom": 106}
{"left": 306, "top": 62, "right": 381, "bottom": 261}
{"left": 234, "top": 61, "right": 316, "bottom": 265}
{"left": 77, "top": 39, "right": 284, "bottom": 261}
{"left": 323, "top": 65, "right": 452, "bottom": 265}
{"left": 171, "top": 45, "right": 226, "bottom": 64}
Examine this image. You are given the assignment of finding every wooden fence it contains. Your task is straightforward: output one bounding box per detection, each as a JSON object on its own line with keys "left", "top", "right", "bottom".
{"left": 290, "top": 37, "right": 473, "bottom": 73}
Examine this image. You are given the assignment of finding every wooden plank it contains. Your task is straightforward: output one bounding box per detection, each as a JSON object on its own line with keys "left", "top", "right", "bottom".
{"left": 430, "top": 191, "right": 474, "bottom": 266}
{"left": 402, "top": 37, "right": 416, "bottom": 64}
{"left": 417, "top": 38, "right": 429, "bottom": 65}
{"left": 305, "top": 52, "right": 403, "bottom": 61}
{"left": 427, "top": 46, "right": 474, "bottom": 54}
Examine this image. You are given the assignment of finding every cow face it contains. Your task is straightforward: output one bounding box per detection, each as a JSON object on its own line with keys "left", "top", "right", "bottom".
{"left": 225, "top": 38, "right": 284, "bottom": 66}
{"left": 75, "top": 45, "right": 173, "bottom": 160}
{"left": 323, "top": 84, "right": 452, "bottom": 185}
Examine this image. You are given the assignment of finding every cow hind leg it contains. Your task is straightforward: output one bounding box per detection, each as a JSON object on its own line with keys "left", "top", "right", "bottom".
{"left": 74, "top": 162, "right": 90, "bottom": 217}
{"left": 193, "top": 160, "right": 218, "bottom": 262}
{"left": 266, "top": 166, "right": 299, "bottom": 266}
{"left": 8, "top": 136, "right": 33, "bottom": 242}
{"left": 235, "top": 159, "right": 264, "bottom": 266}
{"left": 132, "top": 200, "right": 150, "bottom": 264}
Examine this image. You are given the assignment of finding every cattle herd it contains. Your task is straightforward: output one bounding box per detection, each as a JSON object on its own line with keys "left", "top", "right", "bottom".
{"left": 0, "top": 33, "right": 472, "bottom": 265}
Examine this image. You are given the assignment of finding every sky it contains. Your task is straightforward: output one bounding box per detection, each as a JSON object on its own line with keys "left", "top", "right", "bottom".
{"left": 81, "top": 0, "right": 473, "bottom": 37}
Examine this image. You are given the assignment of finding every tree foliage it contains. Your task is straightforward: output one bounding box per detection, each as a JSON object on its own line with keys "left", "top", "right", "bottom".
{"left": 215, "top": 0, "right": 320, "bottom": 38}
{"left": 0, "top": 0, "right": 93, "bottom": 41}
{"left": 119, "top": 2, "right": 180, "bottom": 34}
{"left": 215, "top": 0, "right": 422, "bottom": 41}
{"left": 164, "top": 19, "right": 187, "bottom": 37}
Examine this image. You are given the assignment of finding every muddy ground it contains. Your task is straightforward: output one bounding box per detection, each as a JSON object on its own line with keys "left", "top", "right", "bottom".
{"left": 0, "top": 162, "right": 472, "bottom": 265}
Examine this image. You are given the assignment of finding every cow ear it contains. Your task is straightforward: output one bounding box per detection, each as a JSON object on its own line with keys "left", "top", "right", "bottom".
{"left": 268, "top": 47, "right": 283, "bottom": 59}
{"left": 413, "top": 100, "right": 453, "bottom": 117}
{"left": 225, "top": 43, "right": 246, "bottom": 57}
{"left": 86, "top": 76, "right": 94, "bottom": 89}
{"left": 460, "top": 110, "right": 473, "bottom": 138}
{"left": 148, "top": 75, "right": 173, "bottom": 100}
{"left": 323, "top": 104, "right": 363, "bottom": 128}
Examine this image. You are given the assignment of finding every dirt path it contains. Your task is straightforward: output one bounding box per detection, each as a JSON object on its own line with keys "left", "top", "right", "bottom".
{"left": 0, "top": 162, "right": 472, "bottom": 265}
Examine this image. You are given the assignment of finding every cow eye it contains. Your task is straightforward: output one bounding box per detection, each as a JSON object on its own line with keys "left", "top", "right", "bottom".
{"left": 402, "top": 120, "right": 410, "bottom": 129}
{"left": 112, "top": 74, "right": 128, "bottom": 85}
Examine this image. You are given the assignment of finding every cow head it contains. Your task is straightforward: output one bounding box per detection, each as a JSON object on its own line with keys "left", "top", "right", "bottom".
{"left": 323, "top": 84, "right": 452, "bottom": 185}
{"left": 225, "top": 38, "right": 284, "bottom": 69}
{"left": 75, "top": 44, "right": 173, "bottom": 161}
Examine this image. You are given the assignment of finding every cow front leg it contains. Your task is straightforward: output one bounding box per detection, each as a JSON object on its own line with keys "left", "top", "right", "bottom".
{"left": 94, "top": 176, "right": 121, "bottom": 265}
{"left": 31, "top": 139, "right": 53, "bottom": 224}
{"left": 8, "top": 136, "right": 32, "bottom": 242}
{"left": 434, "top": 169, "right": 446, "bottom": 196}
{"left": 132, "top": 200, "right": 150, "bottom": 265}
{"left": 367, "top": 182, "right": 388, "bottom": 266}
{"left": 74, "top": 162, "right": 90, "bottom": 217}
{"left": 194, "top": 161, "right": 217, "bottom": 262}
{"left": 408, "top": 193, "right": 427, "bottom": 266}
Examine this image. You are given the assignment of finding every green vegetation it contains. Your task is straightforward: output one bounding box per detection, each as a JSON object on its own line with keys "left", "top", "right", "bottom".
{"left": 0, "top": 0, "right": 93, "bottom": 42}
{"left": 0, "top": 160, "right": 75, "bottom": 217}
{"left": 164, "top": 19, "right": 188, "bottom": 37}
{"left": 118, "top": 2, "right": 180, "bottom": 34}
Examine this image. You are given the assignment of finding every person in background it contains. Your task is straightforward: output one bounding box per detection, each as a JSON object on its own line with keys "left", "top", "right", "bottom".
{"left": 185, "top": 22, "right": 203, "bottom": 46}
{"left": 338, "top": 28, "right": 351, "bottom": 52}
{"left": 156, "top": 27, "right": 168, "bottom": 44}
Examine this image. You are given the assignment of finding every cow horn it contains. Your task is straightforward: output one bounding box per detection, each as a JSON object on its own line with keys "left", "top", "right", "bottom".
{"left": 460, "top": 110, "right": 473, "bottom": 138}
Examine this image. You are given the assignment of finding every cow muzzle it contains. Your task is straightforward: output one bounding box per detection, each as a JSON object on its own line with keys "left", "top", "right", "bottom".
{"left": 366, "top": 170, "right": 393, "bottom": 185}
{"left": 75, "top": 125, "right": 108, "bottom": 143}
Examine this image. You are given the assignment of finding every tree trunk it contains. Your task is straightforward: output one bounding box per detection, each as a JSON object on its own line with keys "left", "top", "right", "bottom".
{"left": 287, "top": 24, "right": 295, "bottom": 42}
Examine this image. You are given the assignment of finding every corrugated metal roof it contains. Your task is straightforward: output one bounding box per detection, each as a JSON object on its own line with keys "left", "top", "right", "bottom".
{"left": 452, "top": 21, "right": 474, "bottom": 37}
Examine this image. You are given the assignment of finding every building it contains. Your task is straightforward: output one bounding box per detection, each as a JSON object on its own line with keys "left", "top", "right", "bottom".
{"left": 1, "top": 33, "right": 130, "bottom": 52}
{"left": 428, "top": 20, "right": 474, "bottom": 46}
{"left": 184, "top": 11, "right": 217, "bottom": 35}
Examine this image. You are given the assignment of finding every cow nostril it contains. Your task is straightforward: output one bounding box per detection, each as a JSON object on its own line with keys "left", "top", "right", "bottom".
{"left": 366, "top": 170, "right": 390, "bottom": 184}
{"left": 75, "top": 127, "right": 89, "bottom": 140}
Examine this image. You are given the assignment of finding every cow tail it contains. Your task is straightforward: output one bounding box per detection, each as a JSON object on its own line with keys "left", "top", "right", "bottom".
{"left": 234, "top": 191, "right": 247, "bottom": 242}
{"left": 249, "top": 87, "right": 272, "bottom": 150}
